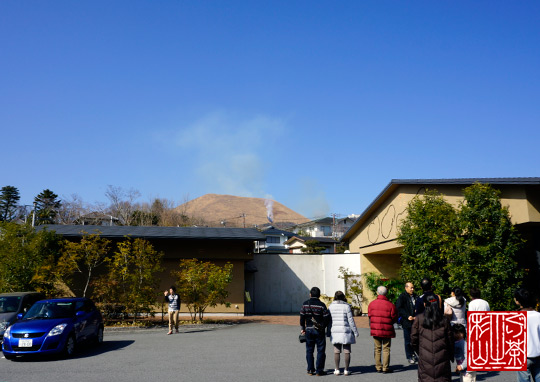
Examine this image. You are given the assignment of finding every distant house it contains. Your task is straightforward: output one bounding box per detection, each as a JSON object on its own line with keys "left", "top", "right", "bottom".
{"left": 284, "top": 236, "right": 338, "bottom": 254}
{"left": 40, "top": 225, "right": 265, "bottom": 315}
{"left": 255, "top": 226, "right": 297, "bottom": 253}
{"left": 292, "top": 216, "right": 358, "bottom": 239}
{"left": 333, "top": 216, "right": 359, "bottom": 238}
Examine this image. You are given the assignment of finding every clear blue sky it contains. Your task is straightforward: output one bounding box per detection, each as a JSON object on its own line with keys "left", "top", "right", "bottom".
{"left": 2, "top": 1, "right": 539, "bottom": 219}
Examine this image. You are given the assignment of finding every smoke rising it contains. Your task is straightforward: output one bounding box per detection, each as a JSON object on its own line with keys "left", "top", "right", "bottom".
{"left": 264, "top": 198, "right": 274, "bottom": 223}
{"left": 172, "top": 112, "right": 284, "bottom": 197}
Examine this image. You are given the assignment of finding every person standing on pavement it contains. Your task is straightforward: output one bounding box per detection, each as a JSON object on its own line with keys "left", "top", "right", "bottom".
{"left": 411, "top": 292, "right": 454, "bottom": 382}
{"left": 414, "top": 278, "right": 442, "bottom": 317}
{"left": 468, "top": 288, "right": 490, "bottom": 312}
{"left": 396, "top": 282, "right": 418, "bottom": 364}
{"left": 443, "top": 287, "right": 467, "bottom": 327}
{"left": 328, "top": 290, "right": 359, "bottom": 376}
{"left": 164, "top": 286, "right": 181, "bottom": 335}
{"left": 514, "top": 288, "right": 540, "bottom": 382}
{"left": 368, "top": 286, "right": 398, "bottom": 373}
{"left": 300, "top": 286, "right": 332, "bottom": 376}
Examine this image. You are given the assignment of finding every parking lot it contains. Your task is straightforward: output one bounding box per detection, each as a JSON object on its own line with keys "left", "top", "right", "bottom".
{"left": 1, "top": 322, "right": 517, "bottom": 382}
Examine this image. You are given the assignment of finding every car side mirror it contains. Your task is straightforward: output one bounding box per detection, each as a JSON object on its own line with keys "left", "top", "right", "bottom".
{"left": 17, "top": 313, "right": 23, "bottom": 320}
{"left": 76, "top": 310, "right": 85, "bottom": 317}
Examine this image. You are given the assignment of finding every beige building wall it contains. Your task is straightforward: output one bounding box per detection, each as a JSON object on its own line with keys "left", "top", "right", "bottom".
{"left": 158, "top": 258, "right": 246, "bottom": 315}
{"left": 347, "top": 182, "right": 540, "bottom": 312}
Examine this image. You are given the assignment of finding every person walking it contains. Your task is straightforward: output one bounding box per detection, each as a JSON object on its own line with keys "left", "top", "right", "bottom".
{"left": 300, "top": 286, "right": 332, "bottom": 376}
{"left": 411, "top": 292, "right": 454, "bottom": 382}
{"left": 396, "top": 282, "right": 418, "bottom": 364}
{"left": 164, "top": 286, "right": 181, "bottom": 335}
{"left": 368, "top": 286, "right": 398, "bottom": 373}
{"left": 328, "top": 291, "right": 359, "bottom": 376}
{"left": 514, "top": 288, "right": 540, "bottom": 382}
{"left": 444, "top": 287, "right": 467, "bottom": 327}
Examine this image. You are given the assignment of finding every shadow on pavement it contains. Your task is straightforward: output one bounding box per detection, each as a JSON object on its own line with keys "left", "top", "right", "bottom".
{"left": 72, "top": 339, "right": 135, "bottom": 359}
{"left": 345, "top": 363, "right": 418, "bottom": 375}
{"left": 6, "top": 340, "right": 135, "bottom": 362}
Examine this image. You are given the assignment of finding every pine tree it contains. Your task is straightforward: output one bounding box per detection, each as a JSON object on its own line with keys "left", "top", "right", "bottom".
{"left": 34, "top": 189, "right": 62, "bottom": 225}
{"left": 0, "top": 186, "right": 21, "bottom": 222}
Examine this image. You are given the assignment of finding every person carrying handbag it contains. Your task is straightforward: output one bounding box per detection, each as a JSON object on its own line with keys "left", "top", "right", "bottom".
{"left": 300, "top": 286, "right": 331, "bottom": 376}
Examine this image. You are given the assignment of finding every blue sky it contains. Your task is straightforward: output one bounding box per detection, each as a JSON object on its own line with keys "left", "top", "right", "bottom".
{"left": 2, "top": 1, "right": 539, "bottom": 219}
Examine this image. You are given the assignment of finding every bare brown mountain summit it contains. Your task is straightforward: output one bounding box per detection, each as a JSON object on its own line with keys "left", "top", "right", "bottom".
{"left": 177, "top": 194, "right": 309, "bottom": 228}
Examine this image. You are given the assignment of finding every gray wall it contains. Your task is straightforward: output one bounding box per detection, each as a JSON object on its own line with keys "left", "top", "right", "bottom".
{"left": 246, "top": 253, "right": 360, "bottom": 314}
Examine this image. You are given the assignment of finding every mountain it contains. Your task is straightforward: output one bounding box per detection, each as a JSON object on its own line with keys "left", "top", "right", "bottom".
{"left": 176, "top": 194, "right": 309, "bottom": 229}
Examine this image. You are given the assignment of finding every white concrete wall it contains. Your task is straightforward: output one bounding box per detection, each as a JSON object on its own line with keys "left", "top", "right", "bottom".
{"left": 322, "top": 254, "right": 361, "bottom": 298}
{"left": 249, "top": 253, "right": 360, "bottom": 314}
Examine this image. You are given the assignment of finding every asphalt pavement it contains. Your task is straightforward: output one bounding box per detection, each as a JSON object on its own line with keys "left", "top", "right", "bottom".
{"left": 1, "top": 323, "right": 517, "bottom": 382}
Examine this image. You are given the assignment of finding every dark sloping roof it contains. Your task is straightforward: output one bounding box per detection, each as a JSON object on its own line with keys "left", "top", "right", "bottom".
{"left": 261, "top": 226, "right": 296, "bottom": 238}
{"left": 390, "top": 177, "right": 540, "bottom": 185}
{"left": 260, "top": 245, "right": 289, "bottom": 253}
{"left": 39, "top": 225, "right": 265, "bottom": 241}
{"left": 293, "top": 217, "right": 334, "bottom": 228}
{"left": 285, "top": 236, "right": 337, "bottom": 244}
{"left": 341, "top": 177, "right": 540, "bottom": 241}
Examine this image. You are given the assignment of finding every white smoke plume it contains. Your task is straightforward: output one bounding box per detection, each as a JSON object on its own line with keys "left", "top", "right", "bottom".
{"left": 264, "top": 198, "right": 274, "bottom": 223}
{"left": 171, "top": 112, "right": 284, "bottom": 196}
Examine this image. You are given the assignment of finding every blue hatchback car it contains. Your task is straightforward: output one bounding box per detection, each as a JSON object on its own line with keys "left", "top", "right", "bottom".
{"left": 2, "top": 297, "right": 104, "bottom": 359}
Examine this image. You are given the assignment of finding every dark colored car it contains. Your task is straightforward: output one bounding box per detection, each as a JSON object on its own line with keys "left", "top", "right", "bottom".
{"left": 0, "top": 292, "right": 45, "bottom": 343}
{"left": 2, "top": 297, "right": 104, "bottom": 359}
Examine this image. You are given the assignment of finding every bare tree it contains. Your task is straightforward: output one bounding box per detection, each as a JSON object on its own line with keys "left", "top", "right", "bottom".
{"left": 56, "top": 194, "right": 87, "bottom": 224}
{"left": 105, "top": 185, "right": 141, "bottom": 226}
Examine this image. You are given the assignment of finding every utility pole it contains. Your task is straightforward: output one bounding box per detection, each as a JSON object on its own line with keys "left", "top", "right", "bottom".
{"left": 31, "top": 201, "right": 37, "bottom": 227}
{"left": 331, "top": 213, "right": 339, "bottom": 253}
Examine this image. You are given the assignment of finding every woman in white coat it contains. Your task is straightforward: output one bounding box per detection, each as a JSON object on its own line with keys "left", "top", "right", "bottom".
{"left": 444, "top": 287, "right": 467, "bottom": 327}
{"left": 328, "top": 291, "right": 359, "bottom": 375}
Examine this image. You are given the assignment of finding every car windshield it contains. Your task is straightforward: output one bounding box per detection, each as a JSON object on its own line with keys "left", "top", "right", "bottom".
{"left": 24, "top": 301, "right": 75, "bottom": 319}
{"left": 0, "top": 297, "right": 21, "bottom": 313}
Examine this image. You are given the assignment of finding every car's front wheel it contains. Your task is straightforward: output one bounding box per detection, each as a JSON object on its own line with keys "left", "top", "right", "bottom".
{"left": 62, "top": 335, "right": 76, "bottom": 358}
{"left": 95, "top": 326, "right": 104, "bottom": 345}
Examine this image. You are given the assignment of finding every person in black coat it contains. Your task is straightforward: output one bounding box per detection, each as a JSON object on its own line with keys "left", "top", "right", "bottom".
{"left": 411, "top": 292, "right": 454, "bottom": 382}
{"left": 396, "top": 282, "right": 418, "bottom": 364}
{"left": 300, "top": 286, "right": 331, "bottom": 376}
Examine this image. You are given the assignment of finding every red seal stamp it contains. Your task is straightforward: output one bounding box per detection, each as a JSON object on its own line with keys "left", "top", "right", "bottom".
{"left": 468, "top": 312, "right": 527, "bottom": 371}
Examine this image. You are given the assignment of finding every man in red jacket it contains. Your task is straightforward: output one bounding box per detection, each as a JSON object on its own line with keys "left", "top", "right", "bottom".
{"left": 368, "top": 286, "right": 398, "bottom": 374}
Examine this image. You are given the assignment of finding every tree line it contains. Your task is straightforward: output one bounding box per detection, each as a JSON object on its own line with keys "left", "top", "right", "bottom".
{"left": 0, "top": 222, "right": 233, "bottom": 321}
{"left": 0, "top": 185, "right": 206, "bottom": 227}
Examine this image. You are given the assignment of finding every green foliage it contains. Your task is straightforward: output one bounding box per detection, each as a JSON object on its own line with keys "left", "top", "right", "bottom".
{"left": 319, "top": 294, "right": 332, "bottom": 306}
{"left": 57, "top": 231, "right": 111, "bottom": 297}
{"left": 172, "top": 259, "right": 233, "bottom": 321}
{"left": 301, "top": 240, "right": 326, "bottom": 254}
{"left": 397, "top": 183, "right": 524, "bottom": 311}
{"left": 363, "top": 272, "right": 404, "bottom": 304}
{"left": 338, "top": 267, "right": 363, "bottom": 309}
{"left": 103, "top": 237, "right": 163, "bottom": 320}
{"left": 34, "top": 189, "right": 62, "bottom": 225}
{"left": 0, "top": 222, "right": 61, "bottom": 294}
{"left": 397, "top": 190, "right": 458, "bottom": 295}
{"left": 452, "top": 184, "right": 524, "bottom": 310}
{"left": 130, "top": 210, "right": 159, "bottom": 226}
{"left": 295, "top": 228, "right": 309, "bottom": 237}
{"left": 0, "top": 186, "right": 21, "bottom": 222}
{"left": 336, "top": 242, "right": 349, "bottom": 253}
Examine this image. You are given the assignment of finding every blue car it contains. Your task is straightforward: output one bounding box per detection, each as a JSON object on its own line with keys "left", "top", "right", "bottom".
{"left": 2, "top": 297, "right": 104, "bottom": 359}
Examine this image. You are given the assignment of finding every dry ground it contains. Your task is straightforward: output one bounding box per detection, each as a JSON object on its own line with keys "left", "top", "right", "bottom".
{"left": 121, "top": 314, "right": 370, "bottom": 328}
